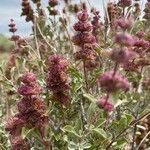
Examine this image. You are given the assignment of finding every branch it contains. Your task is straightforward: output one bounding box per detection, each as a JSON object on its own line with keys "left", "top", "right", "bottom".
{"left": 106, "top": 111, "right": 150, "bottom": 150}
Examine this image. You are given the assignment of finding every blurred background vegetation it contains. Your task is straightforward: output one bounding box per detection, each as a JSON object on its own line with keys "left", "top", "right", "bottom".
{"left": 0, "top": 34, "right": 14, "bottom": 62}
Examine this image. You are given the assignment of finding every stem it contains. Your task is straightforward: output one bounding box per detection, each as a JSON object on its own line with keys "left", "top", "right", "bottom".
{"left": 80, "top": 97, "right": 87, "bottom": 130}
{"left": 33, "top": 16, "right": 44, "bottom": 76}
{"left": 106, "top": 111, "right": 150, "bottom": 150}
{"left": 131, "top": 124, "right": 137, "bottom": 150}
{"left": 131, "top": 113, "right": 138, "bottom": 150}
{"left": 136, "top": 131, "right": 150, "bottom": 150}
{"left": 36, "top": 23, "right": 57, "bottom": 53}
{"left": 113, "top": 62, "right": 118, "bottom": 77}
{"left": 83, "top": 61, "right": 88, "bottom": 91}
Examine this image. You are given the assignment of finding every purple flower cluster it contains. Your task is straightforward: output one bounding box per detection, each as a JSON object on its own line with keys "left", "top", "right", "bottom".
{"left": 91, "top": 9, "right": 102, "bottom": 36}
{"left": 21, "top": 0, "right": 34, "bottom": 22}
{"left": 8, "top": 19, "right": 20, "bottom": 42}
{"left": 11, "top": 136, "right": 29, "bottom": 150}
{"left": 49, "top": 0, "right": 58, "bottom": 7}
{"left": 8, "top": 19, "right": 17, "bottom": 34}
{"left": 5, "top": 73, "right": 47, "bottom": 150}
{"left": 18, "top": 73, "right": 41, "bottom": 96}
{"left": 72, "top": 10, "right": 97, "bottom": 68}
{"left": 47, "top": 54, "right": 70, "bottom": 105}
{"left": 114, "top": 17, "right": 133, "bottom": 30}
{"left": 48, "top": 0, "right": 59, "bottom": 16}
{"left": 97, "top": 30, "right": 133, "bottom": 112}
{"left": 97, "top": 97, "right": 114, "bottom": 112}
{"left": 99, "top": 71, "right": 130, "bottom": 93}
{"left": 143, "top": 1, "right": 150, "bottom": 20}
{"left": 110, "top": 47, "right": 136, "bottom": 64}
{"left": 119, "top": 0, "right": 132, "bottom": 7}
{"left": 114, "top": 32, "right": 135, "bottom": 46}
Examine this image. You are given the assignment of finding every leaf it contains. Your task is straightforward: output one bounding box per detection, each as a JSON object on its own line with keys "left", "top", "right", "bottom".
{"left": 61, "top": 125, "right": 81, "bottom": 137}
{"left": 91, "top": 128, "right": 107, "bottom": 139}
{"left": 81, "top": 143, "right": 92, "bottom": 149}
{"left": 125, "top": 113, "right": 133, "bottom": 125}
{"left": 21, "top": 127, "right": 35, "bottom": 139}
{"left": 83, "top": 93, "right": 97, "bottom": 103}
{"left": 112, "top": 138, "right": 127, "bottom": 149}
{"left": 95, "top": 118, "right": 106, "bottom": 128}
{"left": 68, "top": 141, "right": 78, "bottom": 150}
{"left": 118, "top": 116, "right": 127, "bottom": 130}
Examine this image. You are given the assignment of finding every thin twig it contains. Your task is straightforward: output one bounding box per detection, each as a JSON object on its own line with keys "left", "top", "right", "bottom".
{"left": 106, "top": 111, "right": 150, "bottom": 150}
{"left": 36, "top": 23, "right": 57, "bottom": 53}
{"left": 136, "top": 130, "right": 150, "bottom": 150}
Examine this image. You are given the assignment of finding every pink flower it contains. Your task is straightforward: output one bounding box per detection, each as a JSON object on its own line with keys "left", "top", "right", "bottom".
{"left": 73, "top": 21, "right": 93, "bottom": 32}
{"left": 114, "top": 32, "right": 135, "bottom": 46}
{"left": 74, "top": 48, "right": 96, "bottom": 61}
{"left": 48, "top": 54, "right": 68, "bottom": 70}
{"left": 99, "top": 71, "right": 130, "bottom": 93}
{"left": 110, "top": 47, "right": 136, "bottom": 64}
{"left": 47, "top": 54, "right": 70, "bottom": 105}
{"left": 136, "top": 31, "right": 145, "bottom": 38}
{"left": 114, "top": 17, "right": 133, "bottom": 30}
{"left": 20, "top": 72, "right": 36, "bottom": 84}
{"left": 11, "top": 136, "right": 29, "bottom": 150}
{"left": 120, "top": 0, "right": 132, "bottom": 7}
{"left": 134, "top": 39, "right": 149, "bottom": 48}
{"left": 5, "top": 116, "right": 24, "bottom": 135}
{"left": 97, "top": 97, "right": 114, "bottom": 112}
{"left": 49, "top": 0, "right": 58, "bottom": 7}
{"left": 91, "top": 9, "right": 101, "bottom": 32}
{"left": 18, "top": 84, "right": 41, "bottom": 96}
{"left": 77, "top": 10, "right": 88, "bottom": 22}
{"left": 72, "top": 33, "right": 96, "bottom": 46}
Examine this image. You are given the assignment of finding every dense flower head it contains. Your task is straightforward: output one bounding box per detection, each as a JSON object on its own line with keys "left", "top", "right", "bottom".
{"left": 114, "top": 17, "right": 133, "bottom": 30}
{"left": 5, "top": 71, "right": 48, "bottom": 150}
{"left": 5, "top": 116, "right": 24, "bottom": 135}
{"left": 120, "top": 0, "right": 132, "bottom": 7}
{"left": 18, "top": 72, "right": 41, "bottom": 96}
{"left": 21, "top": 0, "right": 34, "bottom": 22}
{"left": 114, "top": 32, "right": 135, "bottom": 46}
{"left": 48, "top": 54, "right": 68, "bottom": 70}
{"left": 8, "top": 19, "right": 17, "bottom": 33}
{"left": 18, "top": 84, "right": 41, "bottom": 96}
{"left": 72, "top": 33, "right": 96, "bottom": 47}
{"left": 17, "top": 96, "right": 45, "bottom": 114}
{"left": 31, "top": 0, "right": 40, "bottom": 4}
{"left": 11, "top": 136, "right": 29, "bottom": 150}
{"left": 99, "top": 71, "right": 130, "bottom": 93}
{"left": 73, "top": 22, "right": 93, "bottom": 32}
{"left": 10, "top": 35, "right": 20, "bottom": 42}
{"left": 74, "top": 48, "right": 97, "bottom": 61}
{"left": 91, "top": 9, "right": 101, "bottom": 28}
{"left": 24, "top": 110, "right": 48, "bottom": 128}
{"left": 84, "top": 60, "right": 98, "bottom": 69}
{"left": 20, "top": 72, "right": 36, "bottom": 84}
{"left": 136, "top": 31, "right": 145, "bottom": 38}
{"left": 47, "top": 54, "right": 70, "bottom": 104}
{"left": 77, "top": 10, "right": 88, "bottom": 22}
{"left": 123, "top": 62, "right": 140, "bottom": 73}
{"left": 110, "top": 47, "right": 136, "bottom": 64}
{"left": 97, "top": 97, "right": 114, "bottom": 112}
{"left": 49, "top": 0, "right": 58, "bottom": 7}
{"left": 17, "top": 97, "right": 48, "bottom": 128}
{"left": 53, "top": 92, "right": 70, "bottom": 105}
{"left": 72, "top": 10, "right": 98, "bottom": 69}
{"left": 134, "top": 39, "right": 149, "bottom": 48}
